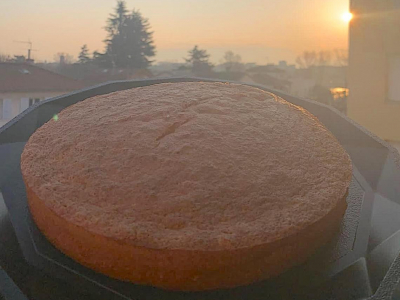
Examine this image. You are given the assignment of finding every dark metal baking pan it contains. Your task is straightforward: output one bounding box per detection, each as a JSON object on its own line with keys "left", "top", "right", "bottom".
{"left": 0, "top": 78, "right": 400, "bottom": 300}
{"left": 0, "top": 266, "right": 28, "bottom": 300}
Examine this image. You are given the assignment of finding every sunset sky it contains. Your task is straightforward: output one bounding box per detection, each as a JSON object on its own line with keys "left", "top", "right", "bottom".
{"left": 0, "top": 0, "right": 350, "bottom": 64}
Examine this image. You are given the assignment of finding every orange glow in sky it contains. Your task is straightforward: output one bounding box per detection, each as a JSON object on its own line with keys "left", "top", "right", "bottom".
{"left": 0, "top": 0, "right": 350, "bottom": 64}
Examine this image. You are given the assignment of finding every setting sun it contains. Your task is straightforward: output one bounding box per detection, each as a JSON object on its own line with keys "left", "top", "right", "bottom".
{"left": 342, "top": 12, "right": 353, "bottom": 23}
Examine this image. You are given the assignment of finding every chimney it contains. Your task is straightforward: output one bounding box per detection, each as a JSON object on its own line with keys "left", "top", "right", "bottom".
{"left": 60, "top": 54, "right": 65, "bottom": 65}
{"left": 26, "top": 49, "right": 34, "bottom": 64}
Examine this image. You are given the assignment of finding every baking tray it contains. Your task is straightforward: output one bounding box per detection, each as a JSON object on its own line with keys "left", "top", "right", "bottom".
{"left": 0, "top": 267, "right": 28, "bottom": 300}
{"left": 1, "top": 78, "right": 400, "bottom": 300}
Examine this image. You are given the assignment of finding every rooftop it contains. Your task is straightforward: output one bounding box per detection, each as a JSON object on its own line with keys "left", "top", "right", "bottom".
{"left": 0, "top": 63, "right": 85, "bottom": 93}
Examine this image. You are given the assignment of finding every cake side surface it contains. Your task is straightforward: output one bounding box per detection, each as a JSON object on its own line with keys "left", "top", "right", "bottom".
{"left": 26, "top": 184, "right": 347, "bottom": 291}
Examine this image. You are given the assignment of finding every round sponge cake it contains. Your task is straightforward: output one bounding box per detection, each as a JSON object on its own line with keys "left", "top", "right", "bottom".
{"left": 21, "top": 82, "right": 352, "bottom": 291}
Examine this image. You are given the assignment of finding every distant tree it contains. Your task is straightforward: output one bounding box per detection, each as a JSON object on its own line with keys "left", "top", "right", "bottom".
{"left": 53, "top": 52, "right": 75, "bottom": 64}
{"left": 333, "top": 49, "right": 348, "bottom": 66}
{"left": 0, "top": 53, "right": 11, "bottom": 62}
{"left": 93, "top": 50, "right": 113, "bottom": 68}
{"left": 78, "top": 44, "right": 91, "bottom": 64}
{"left": 185, "top": 45, "right": 214, "bottom": 76}
{"left": 222, "top": 51, "right": 244, "bottom": 72}
{"left": 317, "top": 51, "right": 332, "bottom": 66}
{"left": 103, "top": 1, "right": 156, "bottom": 69}
{"left": 296, "top": 51, "right": 317, "bottom": 69}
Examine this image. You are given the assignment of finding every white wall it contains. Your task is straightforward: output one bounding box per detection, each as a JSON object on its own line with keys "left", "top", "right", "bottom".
{"left": 0, "top": 91, "right": 70, "bottom": 128}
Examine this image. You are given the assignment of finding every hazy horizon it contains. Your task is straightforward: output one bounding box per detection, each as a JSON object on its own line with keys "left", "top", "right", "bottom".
{"left": 0, "top": 0, "right": 350, "bottom": 65}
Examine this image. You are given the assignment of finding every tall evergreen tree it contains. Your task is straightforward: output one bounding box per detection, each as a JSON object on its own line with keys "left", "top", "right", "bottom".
{"left": 185, "top": 45, "right": 214, "bottom": 76}
{"left": 104, "top": 1, "right": 156, "bottom": 69}
{"left": 78, "top": 44, "right": 91, "bottom": 64}
{"left": 93, "top": 50, "right": 112, "bottom": 68}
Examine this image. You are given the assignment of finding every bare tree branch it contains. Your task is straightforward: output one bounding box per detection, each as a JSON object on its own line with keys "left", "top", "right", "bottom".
{"left": 296, "top": 51, "right": 317, "bottom": 68}
{"left": 333, "top": 49, "right": 348, "bottom": 66}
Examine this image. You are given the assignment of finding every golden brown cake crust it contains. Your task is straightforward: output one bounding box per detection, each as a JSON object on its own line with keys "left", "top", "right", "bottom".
{"left": 21, "top": 82, "right": 352, "bottom": 290}
{"left": 26, "top": 185, "right": 347, "bottom": 291}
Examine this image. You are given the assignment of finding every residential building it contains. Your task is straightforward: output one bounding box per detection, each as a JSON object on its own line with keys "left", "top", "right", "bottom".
{"left": 348, "top": 0, "right": 400, "bottom": 141}
{"left": 0, "top": 63, "right": 84, "bottom": 127}
{"left": 290, "top": 77, "right": 316, "bottom": 98}
{"left": 276, "top": 61, "right": 296, "bottom": 77}
{"left": 149, "top": 61, "right": 185, "bottom": 73}
{"left": 38, "top": 62, "right": 153, "bottom": 87}
{"left": 246, "top": 65, "right": 292, "bottom": 92}
{"left": 309, "top": 66, "right": 347, "bottom": 89}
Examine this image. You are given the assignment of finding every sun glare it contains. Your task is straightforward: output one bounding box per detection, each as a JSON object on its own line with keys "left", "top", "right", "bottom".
{"left": 342, "top": 12, "right": 353, "bottom": 23}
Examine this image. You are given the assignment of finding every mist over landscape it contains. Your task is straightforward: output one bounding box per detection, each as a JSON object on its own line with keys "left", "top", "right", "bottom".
{"left": 1, "top": 0, "right": 399, "bottom": 150}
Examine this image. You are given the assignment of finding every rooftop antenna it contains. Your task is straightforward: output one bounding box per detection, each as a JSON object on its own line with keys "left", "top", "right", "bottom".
{"left": 13, "top": 39, "right": 39, "bottom": 60}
